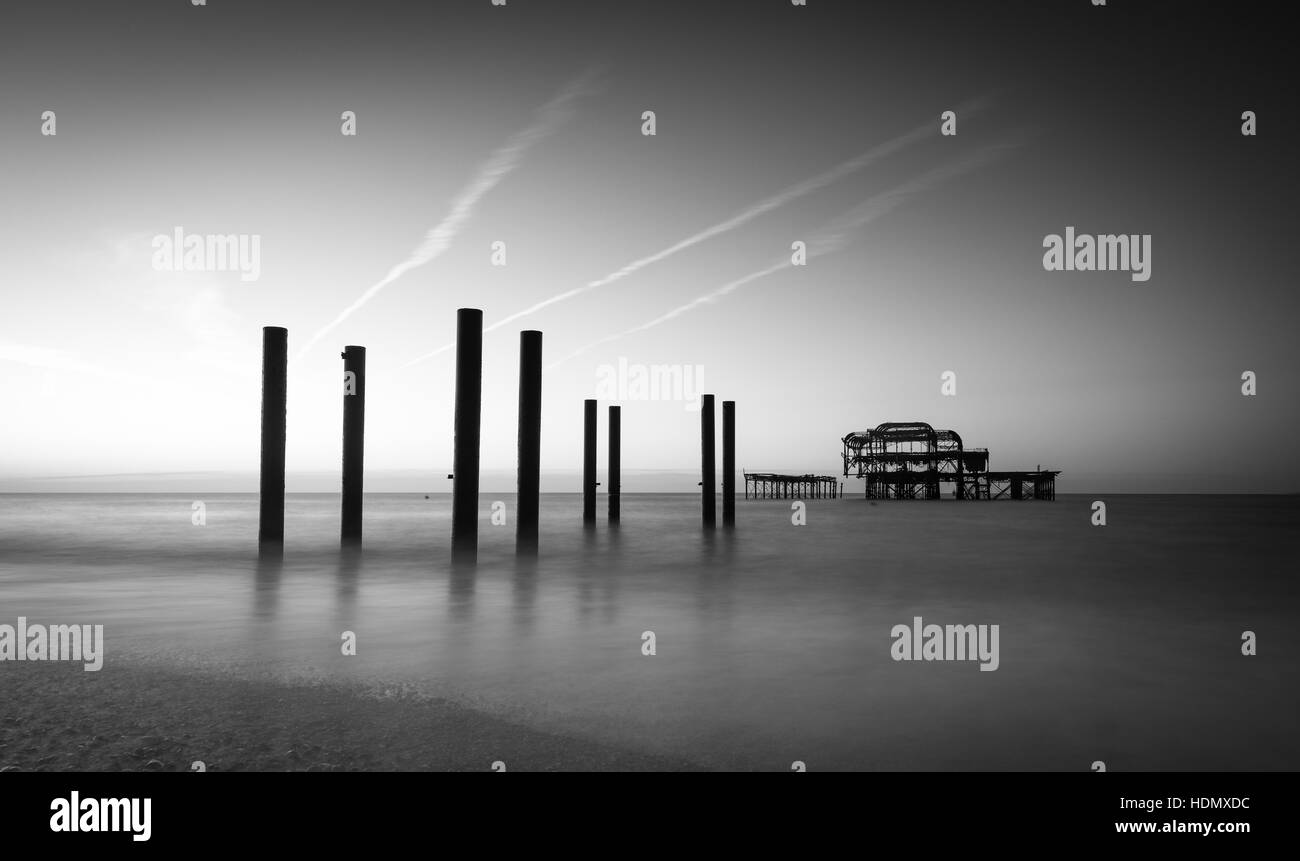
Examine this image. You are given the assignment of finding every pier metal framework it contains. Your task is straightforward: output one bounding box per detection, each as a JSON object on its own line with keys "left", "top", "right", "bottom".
{"left": 744, "top": 473, "right": 840, "bottom": 499}
{"left": 841, "top": 422, "right": 1057, "bottom": 500}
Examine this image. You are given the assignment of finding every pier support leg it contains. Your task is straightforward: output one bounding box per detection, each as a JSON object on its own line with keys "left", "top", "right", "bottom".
{"left": 516, "top": 331, "right": 542, "bottom": 554}
{"left": 341, "top": 345, "right": 366, "bottom": 545}
{"left": 258, "top": 326, "right": 288, "bottom": 550}
{"left": 583, "top": 399, "right": 597, "bottom": 525}
{"left": 701, "top": 394, "right": 716, "bottom": 527}
{"left": 609, "top": 405, "right": 621, "bottom": 523}
{"left": 452, "top": 309, "right": 483, "bottom": 563}
{"left": 722, "top": 401, "right": 735, "bottom": 526}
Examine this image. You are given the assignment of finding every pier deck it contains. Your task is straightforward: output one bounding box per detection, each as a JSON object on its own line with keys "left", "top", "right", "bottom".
{"left": 744, "top": 473, "right": 840, "bottom": 499}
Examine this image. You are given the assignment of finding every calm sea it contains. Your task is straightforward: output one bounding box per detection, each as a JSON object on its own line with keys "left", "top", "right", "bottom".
{"left": 1, "top": 492, "right": 1296, "bottom": 769}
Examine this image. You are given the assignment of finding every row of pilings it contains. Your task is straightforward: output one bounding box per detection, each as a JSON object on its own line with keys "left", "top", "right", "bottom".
{"left": 578, "top": 395, "right": 735, "bottom": 530}
{"left": 256, "top": 309, "right": 736, "bottom": 561}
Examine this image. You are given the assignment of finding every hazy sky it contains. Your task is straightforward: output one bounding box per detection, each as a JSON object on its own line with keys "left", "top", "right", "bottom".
{"left": 0, "top": 0, "right": 1295, "bottom": 492}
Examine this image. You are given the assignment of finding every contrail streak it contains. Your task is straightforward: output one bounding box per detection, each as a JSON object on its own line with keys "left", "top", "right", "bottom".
{"left": 546, "top": 258, "right": 795, "bottom": 370}
{"left": 548, "top": 140, "right": 1021, "bottom": 370}
{"left": 293, "top": 68, "right": 600, "bottom": 364}
{"left": 395, "top": 99, "right": 991, "bottom": 371}
{"left": 0, "top": 338, "right": 156, "bottom": 386}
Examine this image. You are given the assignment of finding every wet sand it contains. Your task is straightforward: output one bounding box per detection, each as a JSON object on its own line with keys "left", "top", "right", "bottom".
{"left": 0, "top": 660, "right": 696, "bottom": 772}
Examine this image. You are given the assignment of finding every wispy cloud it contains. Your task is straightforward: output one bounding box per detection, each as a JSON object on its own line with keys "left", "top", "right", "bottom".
{"left": 294, "top": 67, "right": 602, "bottom": 364}
{"left": 93, "top": 230, "right": 252, "bottom": 377}
{"left": 396, "top": 100, "right": 990, "bottom": 371}
{"left": 549, "top": 139, "right": 1022, "bottom": 369}
{"left": 0, "top": 338, "right": 155, "bottom": 385}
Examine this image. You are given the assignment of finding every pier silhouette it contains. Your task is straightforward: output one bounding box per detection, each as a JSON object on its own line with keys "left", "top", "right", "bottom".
{"left": 253, "top": 319, "right": 1059, "bottom": 565}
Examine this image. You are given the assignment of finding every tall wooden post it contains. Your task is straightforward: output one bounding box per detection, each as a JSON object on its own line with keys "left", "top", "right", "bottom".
{"left": 452, "top": 309, "right": 483, "bottom": 562}
{"left": 258, "top": 326, "right": 287, "bottom": 549}
{"left": 722, "top": 400, "right": 735, "bottom": 526}
{"left": 583, "top": 399, "right": 597, "bottom": 525}
{"left": 517, "top": 331, "right": 542, "bottom": 554}
{"left": 701, "top": 394, "right": 715, "bottom": 527}
{"left": 609, "top": 405, "right": 621, "bottom": 523}
{"left": 340, "top": 345, "right": 366, "bottom": 544}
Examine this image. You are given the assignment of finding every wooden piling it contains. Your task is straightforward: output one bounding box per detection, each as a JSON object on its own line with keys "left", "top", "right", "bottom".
{"left": 452, "top": 309, "right": 483, "bottom": 562}
{"left": 340, "top": 345, "right": 366, "bottom": 544}
{"left": 722, "top": 400, "right": 735, "bottom": 526}
{"left": 609, "top": 405, "right": 621, "bottom": 523}
{"left": 701, "top": 394, "right": 715, "bottom": 527}
{"left": 258, "top": 326, "right": 288, "bottom": 548}
{"left": 583, "top": 399, "right": 597, "bottom": 525}
{"left": 516, "top": 331, "right": 542, "bottom": 554}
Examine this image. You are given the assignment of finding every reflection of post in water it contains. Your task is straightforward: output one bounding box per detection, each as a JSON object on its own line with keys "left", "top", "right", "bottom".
{"left": 695, "top": 528, "right": 735, "bottom": 623}
{"left": 701, "top": 519, "right": 718, "bottom": 558}
{"left": 576, "top": 515, "right": 601, "bottom": 619}
{"left": 576, "top": 565, "right": 595, "bottom": 623}
{"left": 598, "top": 544, "right": 620, "bottom": 626}
{"left": 447, "top": 558, "right": 477, "bottom": 622}
{"left": 252, "top": 552, "right": 284, "bottom": 624}
{"left": 511, "top": 554, "right": 538, "bottom": 632}
{"left": 336, "top": 545, "right": 362, "bottom": 623}
{"left": 572, "top": 529, "right": 622, "bottom": 625}
{"left": 574, "top": 567, "right": 622, "bottom": 626}
{"left": 575, "top": 522, "right": 599, "bottom": 623}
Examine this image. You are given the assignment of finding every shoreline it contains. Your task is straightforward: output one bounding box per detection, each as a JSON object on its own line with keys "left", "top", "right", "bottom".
{"left": 0, "top": 661, "right": 699, "bottom": 772}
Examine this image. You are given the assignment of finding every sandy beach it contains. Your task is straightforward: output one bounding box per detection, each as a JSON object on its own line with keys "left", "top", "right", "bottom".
{"left": 0, "top": 659, "right": 695, "bottom": 772}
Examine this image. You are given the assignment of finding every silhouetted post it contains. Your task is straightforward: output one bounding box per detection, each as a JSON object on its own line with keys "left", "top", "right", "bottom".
{"left": 583, "top": 399, "right": 597, "bottom": 525}
{"left": 452, "top": 309, "right": 483, "bottom": 562}
{"left": 340, "top": 346, "right": 366, "bottom": 544}
{"left": 514, "top": 330, "right": 540, "bottom": 554}
{"left": 609, "top": 405, "right": 621, "bottom": 523}
{"left": 517, "top": 331, "right": 542, "bottom": 554}
{"left": 722, "top": 400, "right": 735, "bottom": 526}
{"left": 258, "top": 326, "right": 288, "bottom": 549}
{"left": 701, "top": 394, "right": 716, "bottom": 527}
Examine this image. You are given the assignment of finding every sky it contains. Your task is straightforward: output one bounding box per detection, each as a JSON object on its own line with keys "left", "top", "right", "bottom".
{"left": 0, "top": 0, "right": 1296, "bottom": 493}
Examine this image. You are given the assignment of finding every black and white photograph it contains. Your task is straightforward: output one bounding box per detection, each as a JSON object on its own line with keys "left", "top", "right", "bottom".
{"left": 0, "top": 0, "right": 1294, "bottom": 843}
